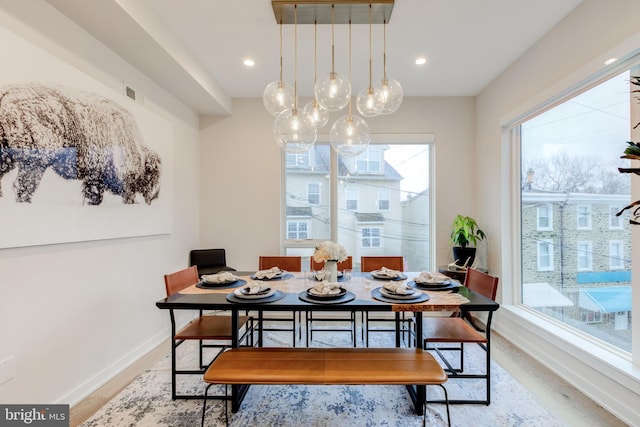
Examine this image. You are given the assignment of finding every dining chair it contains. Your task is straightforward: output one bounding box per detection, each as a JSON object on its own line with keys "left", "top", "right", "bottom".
{"left": 164, "top": 266, "right": 253, "bottom": 399}
{"left": 423, "top": 268, "right": 499, "bottom": 405}
{"left": 259, "top": 255, "right": 302, "bottom": 272}
{"left": 306, "top": 256, "right": 357, "bottom": 346}
{"left": 360, "top": 256, "right": 412, "bottom": 347}
{"left": 257, "top": 256, "right": 302, "bottom": 346}
{"left": 189, "top": 248, "right": 236, "bottom": 276}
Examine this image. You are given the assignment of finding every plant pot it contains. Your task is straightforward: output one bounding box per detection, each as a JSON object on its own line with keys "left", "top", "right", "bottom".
{"left": 452, "top": 247, "right": 476, "bottom": 267}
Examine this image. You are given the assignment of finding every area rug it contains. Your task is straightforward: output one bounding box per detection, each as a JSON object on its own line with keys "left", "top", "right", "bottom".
{"left": 82, "top": 327, "right": 562, "bottom": 427}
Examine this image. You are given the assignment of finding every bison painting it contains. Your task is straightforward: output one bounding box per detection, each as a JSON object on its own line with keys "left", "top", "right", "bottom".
{"left": 0, "top": 83, "right": 161, "bottom": 205}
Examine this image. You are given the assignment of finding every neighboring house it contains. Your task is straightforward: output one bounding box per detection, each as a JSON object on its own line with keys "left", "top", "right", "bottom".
{"left": 286, "top": 144, "right": 419, "bottom": 270}
{"left": 521, "top": 189, "right": 631, "bottom": 327}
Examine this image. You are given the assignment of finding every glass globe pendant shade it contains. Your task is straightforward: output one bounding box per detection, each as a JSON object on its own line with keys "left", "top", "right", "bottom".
{"left": 330, "top": 114, "right": 370, "bottom": 157}
{"left": 356, "top": 86, "right": 381, "bottom": 117}
{"left": 273, "top": 108, "right": 317, "bottom": 153}
{"left": 315, "top": 72, "right": 351, "bottom": 112}
{"left": 302, "top": 99, "right": 329, "bottom": 128}
{"left": 263, "top": 80, "right": 295, "bottom": 117}
{"left": 374, "top": 78, "right": 403, "bottom": 114}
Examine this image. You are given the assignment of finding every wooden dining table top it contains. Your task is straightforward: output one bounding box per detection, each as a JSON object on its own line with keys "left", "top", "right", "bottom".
{"left": 177, "top": 271, "right": 472, "bottom": 312}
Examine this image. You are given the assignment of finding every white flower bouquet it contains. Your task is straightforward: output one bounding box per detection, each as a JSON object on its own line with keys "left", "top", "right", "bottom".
{"left": 313, "top": 241, "right": 348, "bottom": 263}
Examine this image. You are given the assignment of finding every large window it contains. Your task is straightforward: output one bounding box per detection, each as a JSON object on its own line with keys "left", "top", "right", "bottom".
{"left": 282, "top": 137, "right": 433, "bottom": 272}
{"left": 519, "top": 70, "right": 632, "bottom": 352}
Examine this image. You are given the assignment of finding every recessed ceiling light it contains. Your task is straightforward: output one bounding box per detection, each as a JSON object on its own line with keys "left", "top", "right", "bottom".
{"left": 243, "top": 59, "right": 255, "bottom": 67}
{"left": 415, "top": 57, "right": 427, "bottom": 65}
{"left": 604, "top": 57, "right": 617, "bottom": 66}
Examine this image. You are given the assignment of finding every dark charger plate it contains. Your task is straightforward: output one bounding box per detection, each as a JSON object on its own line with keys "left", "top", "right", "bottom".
{"left": 306, "top": 287, "right": 348, "bottom": 299}
{"left": 196, "top": 279, "right": 246, "bottom": 290}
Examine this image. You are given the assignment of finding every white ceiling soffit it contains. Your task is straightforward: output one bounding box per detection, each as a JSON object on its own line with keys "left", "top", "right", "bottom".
{"left": 47, "top": 0, "right": 232, "bottom": 115}
{"left": 45, "top": 0, "right": 583, "bottom": 116}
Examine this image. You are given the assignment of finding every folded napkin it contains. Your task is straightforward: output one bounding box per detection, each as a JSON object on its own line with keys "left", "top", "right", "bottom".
{"left": 242, "top": 284, "right": 270, "bottom": 295}
{"left": 201, "top": 271, "right": 239, "bottom": 284}
{"left": 383, "top": 282, "right": 414, "bottom": 295}
{"left": 414, "top": 271, "right": 450, "bottom": 284}
{"left": 253, "top": 267, "right": 284, "bottom": 279}
{"left": 310, "top": 282, "right": 342, "bottom": 295}
{"left": 375, "top": 267, "right": 402, "bottom": 278}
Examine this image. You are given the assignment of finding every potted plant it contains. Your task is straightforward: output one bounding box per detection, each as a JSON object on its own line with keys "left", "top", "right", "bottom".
{"left": 450, "top": 214, "right": 486, "bottom": 268}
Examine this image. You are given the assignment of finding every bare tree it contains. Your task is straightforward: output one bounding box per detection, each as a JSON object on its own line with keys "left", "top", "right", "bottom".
{"left": 523, "top": 151, "right": 628, "bottom": 194}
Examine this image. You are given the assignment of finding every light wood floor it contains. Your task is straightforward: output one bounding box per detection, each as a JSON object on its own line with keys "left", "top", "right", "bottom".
{"left": 70, "top": 332, "right": 625, "bottom": 427}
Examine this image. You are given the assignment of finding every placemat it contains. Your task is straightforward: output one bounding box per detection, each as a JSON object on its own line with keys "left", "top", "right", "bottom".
{"left": 226, "top": 290, "right": 286, "bottom": 304}
{"left": 298, "top": 291, "right": 356, "bottom": 305}
{"left": 195, "top": 279, "right": 247, "bottom": 290}
{"left": 370, "top": 287, "right": 430, "bottom": 304}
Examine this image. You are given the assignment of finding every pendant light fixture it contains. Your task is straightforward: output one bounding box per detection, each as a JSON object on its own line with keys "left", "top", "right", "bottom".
{"left": 273, "top": 4, "right": 317, "bottom": 153}
{"left": 302, "top": 21, "right": 329, "bottom": 128}
{"left": 374, "top": 19, "right": 403, "bottom": 114}
{"left": 356, "top": 4, "right": 381, "bottom": 118}
{"left": 314, "top": 4, "right": 351, "bottom": 112}
{"left": 263, "top": 20, "right": 294, "bottom": 117}
{"left": 330, "top": 19, "right": 370, "bottom": 157}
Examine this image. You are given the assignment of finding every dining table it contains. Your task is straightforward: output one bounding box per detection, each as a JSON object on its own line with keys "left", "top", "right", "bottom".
{"left": 156, "top": 270, "right": 500, "bottom": 414}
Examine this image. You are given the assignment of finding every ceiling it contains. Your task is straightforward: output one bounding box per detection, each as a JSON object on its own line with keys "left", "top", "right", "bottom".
{"left": 47, "top": 0, "right": 583, "bottom": 115}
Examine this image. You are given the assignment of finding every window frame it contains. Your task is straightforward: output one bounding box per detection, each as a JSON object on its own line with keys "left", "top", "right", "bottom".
{"left": 286, "top": 220, "right": 310, "bottom": 240}
{"left": 361, "top": 226, "right": 382, "bottom": 248}
{"left": 576, "top": 204, "right": 592, "bottom": 230}
{"left": 537, "top": 239, "right": 554, "bottom": 271}
{"left": 609, "top": 240, "right": 625, "bottom": 270}
{"left": 576, "top": 240, "right": 593, "bottom": 271}
{"left": 307, "top": 182, "right": 320, "bottom": 206}
{"left": 537, "top": 204, "right": 553, "bottom": 230}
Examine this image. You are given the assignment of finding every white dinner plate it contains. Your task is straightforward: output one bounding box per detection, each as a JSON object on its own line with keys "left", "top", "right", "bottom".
{"left": 232, "top": 287, "right": 276, "bottom": 299}
{"left": 380, "top": 287, "right": 422, "bottom": 300}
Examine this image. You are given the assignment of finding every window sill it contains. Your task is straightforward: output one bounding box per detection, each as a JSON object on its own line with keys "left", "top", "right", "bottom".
{"left": 494, "top": 304, "right": 640, "bottom": 425}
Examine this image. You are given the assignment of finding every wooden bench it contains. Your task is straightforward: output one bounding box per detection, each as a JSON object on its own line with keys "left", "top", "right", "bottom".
{"left": 201, "top": 347, "right": 451, "bottom": 427}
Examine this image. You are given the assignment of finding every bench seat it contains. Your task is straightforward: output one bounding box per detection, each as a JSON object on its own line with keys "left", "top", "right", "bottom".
{"left": 202, "top": 347, "right": 450, "bottom": 426}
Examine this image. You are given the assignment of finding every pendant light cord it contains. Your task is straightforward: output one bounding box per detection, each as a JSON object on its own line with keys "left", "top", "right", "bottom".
{"left": 331, "top": 4, "right": 335, "bottom": 74}
{"left": 293, "top": 4, "right": 298, "bottom": 110}
{"left": 279, "top": 20, "right": 283, "bottom": 82}
{"left": 368, "top": 4, "right": 373, "bottom": 88}
{"left": 383, "top": 19, "right": 387, "bottom": 81}
{"left": 348, "top": 19, "right": 352, "bottom": 116}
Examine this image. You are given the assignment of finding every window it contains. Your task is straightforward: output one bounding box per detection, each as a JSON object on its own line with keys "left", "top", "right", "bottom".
{"left": 609, "top": 240, "right": 624, "bottom": 269}
{"left": 577, "top": 241, "right": 593, "bottom": 271}
{"left": 345, "top": 188, "right": 358, "bottom": 211}
{"left": 287, "top": 221, "right": 309, "bottom": 239}
{"left": 609, "top": 206, "right": 623, "bottom": 229}
{"left": 286, "top": 151, "right": 310, "bottom": 168}
{"left": 355, "top": 148, "right": 382, "bottom": 173}
{"left": 378, "top": 189, "right": 390, "bottom": 211}
{"left": 519, "top": 69, "right": 632, "bottom": 352}
{"left": 576, "top": 205, "right": 592, "bottom": 230}
{"left": 282, "top": 137, "right": 434, "bottom": 272}
{"left": 537, "top": 239, "right": 554, "bottom": 271}
{"left": 362, "top": 227, "right": 381, "bottom": 248}
{"left": 307, "top": 182, "right": 320, "bottom": 205}
{"left": 537, "top": 204, "right": 552, "bottom": 230}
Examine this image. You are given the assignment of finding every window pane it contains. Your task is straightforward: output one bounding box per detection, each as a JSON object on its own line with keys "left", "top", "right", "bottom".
{"left": 520, "top": 70, "right": 632, "bottom": 352}
{"left": 284, "top": 145, "right": 330, "bottom": 240}
{"left": 338, "top": 144, "right": 430, "bottom": 271}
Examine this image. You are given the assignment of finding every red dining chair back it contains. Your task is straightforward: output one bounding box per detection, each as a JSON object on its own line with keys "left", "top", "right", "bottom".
{"left": 259, "top": 256, "right": 302, "bottom": 272}
{"left": 360, "top": 256, "right": 404, "bottom": 272}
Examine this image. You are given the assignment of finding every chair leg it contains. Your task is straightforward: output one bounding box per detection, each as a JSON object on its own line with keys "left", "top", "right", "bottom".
{"left": 201, "top": 384, "right": 212, "bottom": 427}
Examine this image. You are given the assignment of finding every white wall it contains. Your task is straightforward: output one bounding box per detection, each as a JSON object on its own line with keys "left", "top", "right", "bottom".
{"left": 0, "top": 1, "right": 200, "bottom": 405}
{"left": 199, "top": 96, "right": 476, "bottom": 271}
{"left": 476, "top": 0, "right": 639, "bottom": 424}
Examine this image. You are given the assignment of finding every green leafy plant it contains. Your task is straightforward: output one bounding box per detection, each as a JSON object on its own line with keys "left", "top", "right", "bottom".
{"left": 450, "top": 215, "right": 486, "bottom": 248}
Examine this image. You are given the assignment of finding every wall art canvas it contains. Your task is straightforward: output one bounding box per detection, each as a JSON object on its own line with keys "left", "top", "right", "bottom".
{"left": 0, "top": 23, "right": 172, "bottom": 248}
